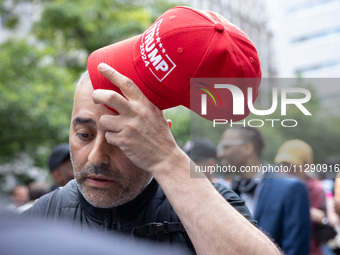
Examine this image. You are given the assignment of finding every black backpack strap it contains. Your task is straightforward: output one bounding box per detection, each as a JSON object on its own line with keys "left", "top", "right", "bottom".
{"left": 23, "top": 188, "right": 61, "bottom": 218}
{"left": 132, "top": 221, "right": 185, "bottom": 237}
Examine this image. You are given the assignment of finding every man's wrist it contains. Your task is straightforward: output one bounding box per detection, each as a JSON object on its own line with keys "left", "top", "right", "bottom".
{"left": 151, "top": 148, "right": 190, "bottom": 180}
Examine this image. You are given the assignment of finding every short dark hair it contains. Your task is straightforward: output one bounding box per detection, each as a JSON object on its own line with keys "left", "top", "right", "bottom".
{"left": 229, "top": 126, "right": 265, "bottom": 157}
{"left": 183, "top": 139, "right": 216, "bottom": 162}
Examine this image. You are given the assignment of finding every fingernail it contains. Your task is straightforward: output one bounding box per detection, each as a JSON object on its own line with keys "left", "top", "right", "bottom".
{"left": 98, "top": 63, "right": 110, "bottom": 72}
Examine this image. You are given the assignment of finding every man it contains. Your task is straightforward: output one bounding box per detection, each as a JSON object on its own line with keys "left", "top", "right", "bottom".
{"left": 25, "top": 6, "right": 280, "bottom": 254}
{"left": 217, "top": 126, "right": 311, "bottom": 255}
{"left": 48, "top": 143, "right": 74, "bottom": 190}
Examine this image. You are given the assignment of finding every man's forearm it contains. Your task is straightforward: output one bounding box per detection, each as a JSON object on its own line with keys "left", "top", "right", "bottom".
{"left": 153, "top": 152, "right": 281, "bottom": 255}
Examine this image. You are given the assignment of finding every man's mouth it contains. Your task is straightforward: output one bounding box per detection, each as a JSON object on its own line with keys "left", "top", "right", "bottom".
{"left": 87, "top": 175, "right": 115, "bottom": 188}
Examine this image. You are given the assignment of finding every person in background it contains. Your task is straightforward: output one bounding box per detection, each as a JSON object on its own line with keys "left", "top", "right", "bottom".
{"left": 318, "top": 157, "right": 340, "bottom": 255}
{"left": 9, "top": 185, "right": 30, "bottom": 209}
{"left": 330, "top": 158, "right": 340, "bottom": 254}
{"left": 183, "top": 139, "right": 219, "bottom": 183}
{"left": 275, "top": 139, "right": 332, "bottom": 255}
{"left": 48, "top": 143, "right": 74, "bottom": 190}
{"left": 321, "top": 156, "right": 340, "bottom": 197}
{"left": 218, "top": 126, "right": 310, "bottom": 255}
{"left": 331, "top": 157, "right": 340, "bottom": 207}
{"left": 17, "top": 181, "right": 51, "bottom": 212}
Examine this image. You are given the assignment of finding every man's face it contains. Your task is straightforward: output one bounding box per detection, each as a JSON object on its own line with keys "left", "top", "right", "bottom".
{"left": 69, "top": 78, "right": 152, "bottom": 208}
{"left": 54, "top": 159, "right": 74, "bottom": 187}
{"left": 217, "top": 129, "right": 247, "bottom": 170}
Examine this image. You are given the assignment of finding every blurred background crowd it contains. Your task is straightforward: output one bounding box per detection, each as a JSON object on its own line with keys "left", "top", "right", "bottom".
{"left": 184, "top": 129, "right": 340, "bottom": 255}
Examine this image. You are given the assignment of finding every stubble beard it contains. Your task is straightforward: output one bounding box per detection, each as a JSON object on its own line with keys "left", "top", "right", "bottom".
{"left": 70, "top": 156, "right": 151, "bottom": 208}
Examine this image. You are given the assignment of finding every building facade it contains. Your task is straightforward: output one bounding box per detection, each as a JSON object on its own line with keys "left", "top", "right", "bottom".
{"left": 272, "top": 0, "right": 340, "bottom": 78}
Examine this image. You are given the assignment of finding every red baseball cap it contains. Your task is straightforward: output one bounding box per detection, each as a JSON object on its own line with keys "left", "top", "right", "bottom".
{"left": 88, "top": 6, "right": 261, "bottom": 121}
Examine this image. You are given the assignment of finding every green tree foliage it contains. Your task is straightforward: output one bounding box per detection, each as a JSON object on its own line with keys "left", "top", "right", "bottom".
{"left": 33, "top": 0, "right": 152, "bottom": 72}
{"left": 0, "top": 39, "right": 75, "bottom": 166}
{"left": 0, "top": 0, "right": 20, "bottom": 29}
{"left": 0, "top": 0, "right": 182, "bottom": 170}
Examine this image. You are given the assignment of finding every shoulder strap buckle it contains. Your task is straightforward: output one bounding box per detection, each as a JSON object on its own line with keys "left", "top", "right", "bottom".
{"left": 132, "top": 221, "right": 185, "bottom": 237}
{"left": 145, "top": 221, "right": 169, "bottom": 236}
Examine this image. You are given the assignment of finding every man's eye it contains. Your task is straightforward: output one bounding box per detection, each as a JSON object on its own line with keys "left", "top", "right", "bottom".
{"left": 76, "top": 133, "right": 92, "bottom": 140}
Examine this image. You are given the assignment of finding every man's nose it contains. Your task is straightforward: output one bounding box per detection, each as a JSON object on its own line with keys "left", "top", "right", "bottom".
{"left": 88, "top": 133, "right": 111, "bottom": 166}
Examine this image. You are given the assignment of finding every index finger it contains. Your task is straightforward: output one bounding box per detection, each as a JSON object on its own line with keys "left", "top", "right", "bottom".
{"left": 92, "top": 89, "right": 132, "bottom": 116}
{"left": 98, "top": 63, "right": 144, "bottom": 102}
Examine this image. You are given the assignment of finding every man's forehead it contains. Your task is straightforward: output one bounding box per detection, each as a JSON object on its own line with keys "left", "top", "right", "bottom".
{"left": 222, "top": 129, "right": 242, "bottom": 140}
{"left": 72, "top": 79, "right": 94, "bottom": 114}
{"left": 73, "top": 78, "right": 117, "bottom": 119}
{"left": 75, "top": 78, "right": 93, "bottom": 98}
